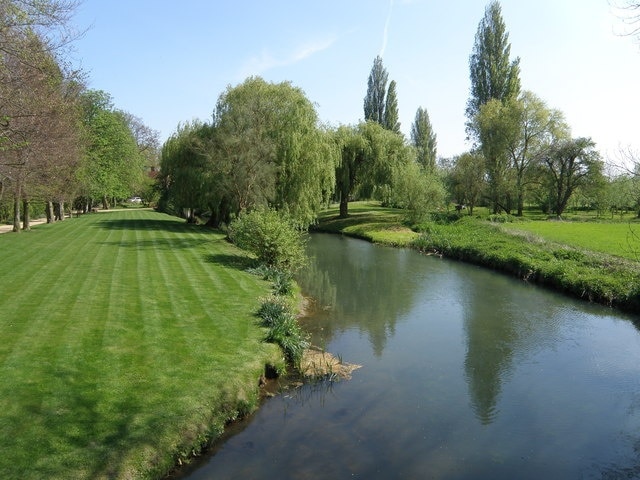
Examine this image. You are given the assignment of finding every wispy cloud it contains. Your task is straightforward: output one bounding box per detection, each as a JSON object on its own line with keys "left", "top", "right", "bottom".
{"left": 237, "top": 36, "right": 337, "bottom": 79}
{"left": 380, "top": 0, "right": 395, "bottom": 58}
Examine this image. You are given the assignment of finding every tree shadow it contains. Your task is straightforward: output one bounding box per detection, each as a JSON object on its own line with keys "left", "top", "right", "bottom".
{"left": 204, "top": 253, "right": 257, "bottom": 272}
{"left": 93, "top": 217, "right": 201, "bottom": 233}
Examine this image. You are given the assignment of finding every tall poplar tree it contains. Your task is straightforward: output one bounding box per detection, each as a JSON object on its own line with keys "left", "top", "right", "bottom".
{"left": 363, "top": 55, "right": 388, "bottom": 125}
{"left": 383, "top": 80, "right": 400, "bottom": 134}
{"left": 466, "top": 1, "right": 521, "bottom": 126}
{"left": 410, "top": 107, "right": 437, "bottom": 172}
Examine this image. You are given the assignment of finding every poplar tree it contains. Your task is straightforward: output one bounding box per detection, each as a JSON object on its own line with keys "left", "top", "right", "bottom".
{"left": 466, "top": 1, "right": 521, "bottom": 126}
{"left": 383, "top": 80, "right": 400, "bottom": 134}
{"left": 410, "top": 107, "right": 437, "bottom": 172}
{"left": 363, "top": 55, "right": 388, "bottom": 125}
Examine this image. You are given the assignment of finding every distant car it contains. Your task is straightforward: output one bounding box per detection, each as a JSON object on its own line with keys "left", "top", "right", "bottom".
{"left": 129, "top": 197, "right": 142, "bottom": 203}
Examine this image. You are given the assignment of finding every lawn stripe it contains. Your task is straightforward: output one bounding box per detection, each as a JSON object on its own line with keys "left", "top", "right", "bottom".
{"left": 0, "top": 209, "right": 280, "bottom": 479}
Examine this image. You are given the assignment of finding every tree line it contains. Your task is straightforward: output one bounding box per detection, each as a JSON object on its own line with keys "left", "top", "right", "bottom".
{"left": 161, "top": 1, "right": 637, "bottom": 226}
{"left": 4, "top": 0, "right": 640, "bottom": 235}
{"left": 0, "top": 0, "right": 159, "bottom": 232}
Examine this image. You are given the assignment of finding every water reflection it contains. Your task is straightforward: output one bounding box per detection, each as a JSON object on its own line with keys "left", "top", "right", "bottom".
{"left": 297, "top": 234, "right": 420, "bottom": 356}
{"left": 460, "top": 272, "right": 564, "bottom": 424}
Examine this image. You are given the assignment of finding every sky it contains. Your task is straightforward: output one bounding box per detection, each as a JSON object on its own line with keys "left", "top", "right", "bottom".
{"left": 69, "top": 0, "right": 640, "bottom": 162}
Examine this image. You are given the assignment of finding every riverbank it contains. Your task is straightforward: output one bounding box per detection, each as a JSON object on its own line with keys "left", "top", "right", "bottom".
{"left": 0, "top": 210, "right": 284, "bottom": 479}
{"left": 313, "top": 202, "right": 640, "bottom": 314}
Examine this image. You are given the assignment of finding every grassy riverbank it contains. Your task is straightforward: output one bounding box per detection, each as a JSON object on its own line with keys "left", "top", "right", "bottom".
{"left": 0, "top": 210, "right": 282, "bottom": 479}
{"left": 314, "top": 202, "right": 640, "bottom": 313}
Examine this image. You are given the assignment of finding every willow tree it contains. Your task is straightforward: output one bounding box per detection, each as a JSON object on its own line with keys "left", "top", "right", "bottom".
{"left": 212, "top": 77, "right": 337, "bottom": 228}
{"left": 335, "top": 121, "right": 410, "bottom": 218}
{"left": 159, "top": 121, "right": 212, "bottom": 223}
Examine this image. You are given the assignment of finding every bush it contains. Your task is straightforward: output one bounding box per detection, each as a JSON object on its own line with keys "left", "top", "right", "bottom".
{"left": 257, "top": 296, "right": 308, "bottom": 367}
{"left": 228, "top": 207, "right": 307, "bottom": 273}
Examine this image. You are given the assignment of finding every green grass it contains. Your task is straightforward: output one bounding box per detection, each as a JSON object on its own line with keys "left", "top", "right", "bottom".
{"left": 0, "top": 210, "right": 282, "bottom": 479}
{"left": 313, "top": 202, "right": 420, "bottom": 247}
{"left": 502, "top": 220, "right": 640, "bottom": 260}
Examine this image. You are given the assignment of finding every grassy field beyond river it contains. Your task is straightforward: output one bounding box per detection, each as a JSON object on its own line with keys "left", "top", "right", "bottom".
{"left": 314, "top": 202, "right": 640, "bottom": 313}
{"left": 0, "top": 210, "right": 281, "bottom": 479}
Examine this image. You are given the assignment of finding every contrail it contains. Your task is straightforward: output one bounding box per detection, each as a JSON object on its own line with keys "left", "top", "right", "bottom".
{"left": 380, "top": 0, "right": 394, "bottom": 57}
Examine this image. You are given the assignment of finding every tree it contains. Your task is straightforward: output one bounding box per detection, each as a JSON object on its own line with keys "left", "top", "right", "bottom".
{"left": 474, "top": 98, "right": 516, "bottom": 213}
{"left": 210, "top": 77, "right": 336, "bottom": 228}
{"left": 542, "top": 137, "right": 603, "bottom": 218}
{"left": 335, "top": 121, "right": 409, "bottom": 218}
{"left": 410, "top": 107, "right": 437, "bottom": 172}
{"left": 386, "top": 160, "right": 445, "bottom": 223}
{"left": 383, "top": 80, "right": 400, "bottom": 134}
{"left": 466, "top": 1, "right": 521, "bottom": 130}
{"left": 158, "top": 120, "right": 212, "bottom": 223}
{"left": 363, "top": 55, "right": 388, "bottom": 125}
{"left": 504, "top": 92, "right": 568, "bottom": 216}
{"left": 474, "top": 92, "right": 569, "bottom": 215}
{"left": 0, "top": 25, "right": 82, "bottom": 231}
{"left": 450, "top": 151, "right": 486, "bottom": 215}
{"left": 78, "top": 91, "right": 145, "bottom": 209}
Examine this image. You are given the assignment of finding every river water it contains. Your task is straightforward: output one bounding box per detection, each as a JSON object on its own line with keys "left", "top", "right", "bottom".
{"left": 181, "top": 233, "right": 640, "bottom": 479}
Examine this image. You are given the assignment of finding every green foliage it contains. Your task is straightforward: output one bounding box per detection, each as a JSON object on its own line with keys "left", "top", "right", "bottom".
{"left": 213, "top": 77, "right": 337, "bottom": 228}
{"left": 228, "top": 207, "right": 307, "bottom": 273}
{"left": 364, "top": 55, "right": 389, "bottom": 124}
{"left": 466, "top": 0, "right": 521, "bottom": 124}
{"left": 387, "top": 160, "right": 445, "bottom": 223}
{"left": 257, "top": 296, "right": 309, "bottom": 368}
{"left": 384, "top": 80, "right": 401, "bottom": 134}
{"left": 411, "top": 106, "right": 437, "bottom": 172}
{"left": 79, "top": 91, "right": 146, "bottom": 204}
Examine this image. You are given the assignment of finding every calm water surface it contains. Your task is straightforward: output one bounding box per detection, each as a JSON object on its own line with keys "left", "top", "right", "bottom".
{"left": 181, "top": 234, "right": 640, "bottom": 479}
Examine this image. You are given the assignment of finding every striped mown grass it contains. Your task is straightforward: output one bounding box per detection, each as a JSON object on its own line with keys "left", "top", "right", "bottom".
{"left": 0, "top": 209, "right": 282, "bottom": 479}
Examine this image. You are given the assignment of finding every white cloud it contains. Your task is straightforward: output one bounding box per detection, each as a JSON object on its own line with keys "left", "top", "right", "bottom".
{"left": 237, "top": 36, "right": 337, "bottom": 79}
{"left": 380, "top": 0, "right": 395, "bottom": 57}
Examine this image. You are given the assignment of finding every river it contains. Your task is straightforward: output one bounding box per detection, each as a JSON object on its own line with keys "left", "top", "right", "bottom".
{"left": 179, "top": 233, "right": 640, "bottom": 479}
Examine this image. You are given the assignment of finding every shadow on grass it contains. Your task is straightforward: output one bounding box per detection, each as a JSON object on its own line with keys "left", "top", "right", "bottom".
{"left": 97, "top": 238, "right": 210, "bottom": 250}
{"left": 94, "top": 217, "right": 202, "bottom": 233}
{"left": 204, "top": 253, "right": 257, "bottom": 272}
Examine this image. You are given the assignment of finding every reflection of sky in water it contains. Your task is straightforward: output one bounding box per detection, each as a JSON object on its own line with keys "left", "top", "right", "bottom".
{"left": 183, "top": 234, "right": 640, "bottom": 480}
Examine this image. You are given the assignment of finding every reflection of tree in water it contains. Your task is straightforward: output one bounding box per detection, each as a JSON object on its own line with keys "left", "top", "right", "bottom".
{"left": 461, "top": 273, "right": 562, "bottom": 425}
{"left": 297, "top": 234, "right": 420, "bottom": 356}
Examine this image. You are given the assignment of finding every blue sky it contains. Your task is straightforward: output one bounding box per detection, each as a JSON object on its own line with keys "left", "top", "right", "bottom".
{"left": 71, "top": 0, "right": 640, "bottom": 161}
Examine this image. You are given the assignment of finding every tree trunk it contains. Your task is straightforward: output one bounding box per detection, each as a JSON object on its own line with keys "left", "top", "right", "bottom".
{"left": 59, "top": 200, "right": 65, "bottom": 221}
{"left": 102, "top": 195, "right": 109, "bottom": 210}
{"left": 46, "top": 201, "right": 55, "bottom": 223}
{"left": 22, "top": 199, "right": 30, "bottom": 231}
{"left": 339, "top": 195, "right": 349, "bottom": 218}
{"left": 12, "top": 192, "right": 21, "bottom": 233}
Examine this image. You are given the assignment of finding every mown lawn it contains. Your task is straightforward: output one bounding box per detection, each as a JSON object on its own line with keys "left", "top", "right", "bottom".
{"left": 502, "top": 220, "right": 640, "bottom": 261}
{"left": 0, "top": 210, "right": 281, "bottom": 479}
{"left": 314, "top": 202, "right": 419, "bottom": 246}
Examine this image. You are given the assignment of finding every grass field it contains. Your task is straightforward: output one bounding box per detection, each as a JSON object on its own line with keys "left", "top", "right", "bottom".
{"left": 0, "top": 210, "right": 281, "bottom": 479}
{"left": 313, "top": 202, "right": 420, "bottom": 246}
{"left": 502, "top": 220, "right": 640, "bottom": 261}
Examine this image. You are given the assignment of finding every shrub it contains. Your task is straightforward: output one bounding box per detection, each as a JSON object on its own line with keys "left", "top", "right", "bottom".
{"left": 257, "top": 296, "right": 308, "bottom": 367}
{"left": 228, "top": 207, "right": 307, "bottom": 273}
